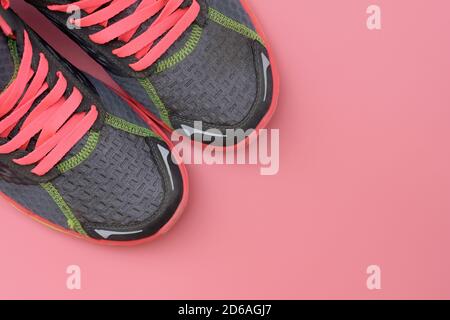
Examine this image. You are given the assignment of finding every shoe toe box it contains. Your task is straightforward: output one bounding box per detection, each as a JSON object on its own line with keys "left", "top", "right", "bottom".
{"left": 52, "top": 125, "right": 184, "bottom": 242}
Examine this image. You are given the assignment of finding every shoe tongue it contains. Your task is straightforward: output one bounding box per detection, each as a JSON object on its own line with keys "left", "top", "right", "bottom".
{"left": 0, "top": 32, "right": 15, "bottom": 92}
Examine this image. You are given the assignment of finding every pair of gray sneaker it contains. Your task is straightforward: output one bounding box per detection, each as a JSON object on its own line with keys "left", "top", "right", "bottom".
{"left": 0, "top": 0, "right": 278, "bottom": 244}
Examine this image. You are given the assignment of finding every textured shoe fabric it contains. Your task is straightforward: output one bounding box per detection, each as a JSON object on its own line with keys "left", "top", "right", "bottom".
{"left": 0, "top": 7, "right": 185, "bottom": 243}
{"left": 28, "top": 0, "right": 276, "bottom": 144}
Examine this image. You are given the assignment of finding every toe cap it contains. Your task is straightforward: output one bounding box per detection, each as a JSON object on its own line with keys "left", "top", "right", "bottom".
{"left": 52, "top": 125, "right": 184, "bottom": 242}
{"left": 150, "top": 21, "right": 273, "bottom": 131}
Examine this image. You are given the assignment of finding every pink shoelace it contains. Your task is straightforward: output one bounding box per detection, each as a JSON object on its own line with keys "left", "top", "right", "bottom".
{"left": 48, "top": 0, "right": 200, "bottom": 71}
{"left": 0, "top": 2, "right": 98, "bottom": 176}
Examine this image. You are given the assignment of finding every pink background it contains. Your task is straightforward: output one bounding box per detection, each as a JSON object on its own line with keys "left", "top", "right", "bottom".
{"left": 1, "top": 0, "right": 450, "bottom": 299}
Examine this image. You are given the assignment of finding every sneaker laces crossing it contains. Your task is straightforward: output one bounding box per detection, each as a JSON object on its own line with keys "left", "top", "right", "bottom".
{"left": 48, "top": 0, "right": 200, "bottom": 71}
{"left": 0, "top": 3, "right": 98, "bottom": 176}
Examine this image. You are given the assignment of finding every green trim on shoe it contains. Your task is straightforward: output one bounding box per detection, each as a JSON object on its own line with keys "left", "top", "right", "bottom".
{"left": 41, "top": 182, "right": 87, "bottom": 235}
{"left": 138, "top": 78, "right": 173, "bottom": 128}
{"left": 2, "top": 39, "right": 20, "bottom": 92}
{"left": 56, "top": 113, "right": 161, "bottom": 174}
{"left": 57, "top": 131, "right": 100, "bottom": 174}
{"left": 135, "top": 8, "right": 263, "bottom": 130}
{"left": 208, "top": 8, "right": 264, "bottom": 44}
{"left": 104, "top": 113, "right": 160, "bottom": 139}
{"left": 155, "top": 24, "right": 203, "bottom": 74}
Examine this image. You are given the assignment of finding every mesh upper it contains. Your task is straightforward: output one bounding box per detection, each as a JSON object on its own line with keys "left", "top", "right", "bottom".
{"left": 52, "top": 125, "right": 165, "bottom": 228}
{"left": 208, "top": 0, "right": 255, "bottom": 30}
{"left": 149, "top": 21, "right": 257, "bottom": 126}
{"left": 0, "top": 34, "right": 14, "bottom": 92}
{"left": 110, "top": 1, "right": 262, "bottom": 127}
{"left": 0, "top": 179, "right": 69, "bottom": 228}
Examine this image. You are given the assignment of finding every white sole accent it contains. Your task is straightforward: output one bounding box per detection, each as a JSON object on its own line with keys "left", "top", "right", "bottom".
{"left": 95, "top": 229, "right": 143, "bottom": 239}
{"left": 261, "top": 52, "right": 270, "bottom": 102}
{"left": 158, "top": 145, "right": 175, "bottom": 191}
{"left": 181, "top": 124, "right": 227, "bottom": 138}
